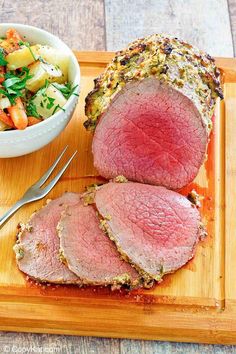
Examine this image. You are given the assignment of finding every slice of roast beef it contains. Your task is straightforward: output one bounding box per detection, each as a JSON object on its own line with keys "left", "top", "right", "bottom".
{"left": 94, "top": 181, "right": 202, "bottom": 281}
{"left": 85, "top": 34, "right": 223, "bottom": 189}
{"left": 58, "top": 198, "right": 140, "bottom": 288}
{"left": 13, "top": 193, "right": 81, "bottom": 284}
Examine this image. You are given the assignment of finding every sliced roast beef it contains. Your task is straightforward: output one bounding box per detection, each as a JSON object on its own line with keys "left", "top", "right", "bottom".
{"left": 95, "top": 181, "right": 202, "bottom": 281}
{"left": 85, "top": 34, "right": 223, "bottom": 189}
{"left": 58, "top": 198, "right": 140, "bottom": 287}
{"left": 14, "top": 193, "right": 81, "bottom": 284}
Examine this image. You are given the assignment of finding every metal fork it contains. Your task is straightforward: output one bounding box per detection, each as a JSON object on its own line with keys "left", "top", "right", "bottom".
{"left": 0, "top": 146, "right": 77, "bottom": 229}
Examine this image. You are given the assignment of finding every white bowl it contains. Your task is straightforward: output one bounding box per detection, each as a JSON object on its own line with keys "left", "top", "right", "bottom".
{"left": 0, "top": 23, "right": 80, "bottom": 158}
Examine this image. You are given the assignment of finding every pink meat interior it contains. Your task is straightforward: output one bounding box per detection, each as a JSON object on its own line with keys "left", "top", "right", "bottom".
{"left": 17, "top": 193, "right": 81, "bottom": 283}
{"left": 95, "top": 182, "right": 201, "bottom": 278}
{"left": 59, "top": 200, "right": 139, "bottom": 284}
{"left": 93, "top": 77, "right": 208, "bottom": 189}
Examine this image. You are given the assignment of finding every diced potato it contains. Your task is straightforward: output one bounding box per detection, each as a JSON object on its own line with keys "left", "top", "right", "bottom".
{"left": 36, "top": 45, "right": 69, "bottom": 83}
{"left": 32, "top": 84, "right": 67, "bottom": 119}
{"left": 0, "top": 97, "right": 11, "bottom": 110}
{"left": 6, "top": 45, "right": 39, "bottom": 70}
{"left": 26, "top": 61, "right": 63, "bottom": 92}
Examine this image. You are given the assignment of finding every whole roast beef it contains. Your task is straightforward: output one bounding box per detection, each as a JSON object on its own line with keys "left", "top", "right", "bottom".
{"left": 94, "top": 181, "right": 202, "bottom": 281}
{"left": 13, "top": 193, "right": 81, "bottom": 284}
{"left": 58, "top": 197, "right": 140, "bottom": 288}
{"left": 85, "top": 34, "right": 223, "bottom": 189}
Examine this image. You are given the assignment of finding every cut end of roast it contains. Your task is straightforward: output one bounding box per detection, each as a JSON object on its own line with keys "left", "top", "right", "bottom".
{"left": 95, "top": 181, "right": 201, "bottom": 280}
{"left": 93, "top": 77, "right": 208, "bottom": 190}
{"left": 58, "top": 199, "right": 140, "bottom": 287}
{"left": 14, "top": 193, "right": 82, "bottom": 284}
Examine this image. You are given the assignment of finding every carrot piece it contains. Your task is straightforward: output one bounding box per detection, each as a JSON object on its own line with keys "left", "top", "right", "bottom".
{"left": 0, "top": 39, "right": 19, "bottom": 54}
{"left": 7, "top": 98, "right": 28, "bottom": 130}
{"left": 0, "top": 109, "right": 15, "bottom": 127}
{"left": 6, "top": 28, "right": 22, "bottom": 42}
{"left": 27, "top": 116, "right": 42, "bottom": 126}
{"left": 0, "top": 28, "right": 23, "bottom": 54}
{"left": 0, "top": 66, "right": 6, "bottom": 83}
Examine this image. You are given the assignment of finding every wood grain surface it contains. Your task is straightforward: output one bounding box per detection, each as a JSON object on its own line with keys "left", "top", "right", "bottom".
{"left": 0, "top": 0, "right": 236, "bottom": 353}
{"left": 225, "top": 83, "right": 236, "bottom": 306}
{"left": 0, "top": 0, "right": 105, "bottom": 50}
{"left": 105, "top": 0, "right": 234, "bottom": 56}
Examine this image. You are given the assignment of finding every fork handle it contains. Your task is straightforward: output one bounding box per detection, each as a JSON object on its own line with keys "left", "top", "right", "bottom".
{"left": 0, "top": 200, "right": 25, "bottom": 228}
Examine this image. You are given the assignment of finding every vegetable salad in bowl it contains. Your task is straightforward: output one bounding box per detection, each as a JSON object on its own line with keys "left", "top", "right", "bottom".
{"left": 0, "top": 28, "right": 78, "bottom": 131}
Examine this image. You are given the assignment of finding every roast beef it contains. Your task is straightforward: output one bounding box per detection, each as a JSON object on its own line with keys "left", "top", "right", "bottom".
{"left": 13, "top": 193, "right": 81, "bottom": 284}
{"left": 94, "top": 181, "right": 202, "bottom": 281}
{"left": 85, "top": 34, "right": 223, "bottom": 189}
{"left": 57, "top": 197, "right": 140, "bottom": 287}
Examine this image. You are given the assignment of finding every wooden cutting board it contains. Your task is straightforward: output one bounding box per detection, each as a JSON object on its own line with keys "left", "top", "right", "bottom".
{"left": 0, "top": 52, "right": 235, "bottom": 344}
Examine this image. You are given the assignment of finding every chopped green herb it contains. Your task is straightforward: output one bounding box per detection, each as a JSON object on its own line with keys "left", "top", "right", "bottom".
{"left": 26, "top": 101, "right": 41, "bottom": 118}
{"left": 52, "top": 82, "right": 79, "bottom": 99}
{"left": 1, "top": 67, "right": 33, "bottom": 104}
{"left": 0, "top": 88, "right": 18, "bottom": 104}
{"left": 52, "top": 104, "right": 65, "bottom": 115}
{"left": 40, "top": 80, "right": 50, "bottom": 100}
{"left": 46, "top": 96, "right": 55, "bottom": 109}
{"left": 18, "top": 40, "right": 37, "bottom": 61}
{"left": 38, "top": 91, "right": 56, "bottom": 110}
{"left": 18, "top": 66, "right": 30, "bottom": 76}
{"left": 44, "top": 79, "right": 49, "bottom": 89}
{"left": 0, "top": 48, "right": 7, "bottom": 66}
{"left": 4, "top": 76, "right": 21, "bottom": 88}
{"left": 38, "top": 56, "right": 48, "bottom": 64}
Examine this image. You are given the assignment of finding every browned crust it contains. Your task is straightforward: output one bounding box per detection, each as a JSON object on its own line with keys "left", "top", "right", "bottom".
{"left": 84, "top": 34, "right": 223, "bottom": 130}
